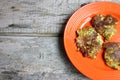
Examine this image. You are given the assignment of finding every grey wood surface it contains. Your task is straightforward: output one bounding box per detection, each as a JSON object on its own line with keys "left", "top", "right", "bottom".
{"left": 0, "top": 0, "right": 120, "bottom": 80}
{"left": 0, "top": 36, "right": 89, "bottom": 80}
{"left": 0, "top": 0, "right": 119, "bottom": 36}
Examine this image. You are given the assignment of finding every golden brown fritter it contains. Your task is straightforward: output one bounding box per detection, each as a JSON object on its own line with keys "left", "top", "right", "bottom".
{"left": 104, "top": 42, "right": 120, "bottom": 70}
{"left": 92, "top": 14, "right": 118, "bottom": 40}
{"left": 76, "top": 26, "right": 103, "bottom": 58}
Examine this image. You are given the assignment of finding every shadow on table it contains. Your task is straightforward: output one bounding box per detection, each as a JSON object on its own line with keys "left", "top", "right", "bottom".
{"left": 57, "top": 3, "right": 90, "bottom": 79}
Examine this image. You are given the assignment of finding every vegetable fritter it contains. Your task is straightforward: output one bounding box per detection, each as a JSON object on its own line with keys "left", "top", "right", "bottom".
{"left": 76, "top": 26, "right": 103, "bottom": 58}
{"left": 92, "top": 14, "right": 118, "bottom": 40}
{"left": 104, "top": 42, "right": 120, "bottom": 70}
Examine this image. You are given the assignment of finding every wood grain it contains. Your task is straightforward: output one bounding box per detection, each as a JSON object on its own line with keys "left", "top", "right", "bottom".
{"left": 0, "top": 36, "right": 89, "bottom": 80}
{"left": 0, "top": 0, "right": 119, "bottom": 36}
{"left": 0, "top": 0, "right": 96, "bottom": 36}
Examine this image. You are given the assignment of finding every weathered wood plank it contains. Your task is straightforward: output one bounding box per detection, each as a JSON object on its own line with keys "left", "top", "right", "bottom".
{"left": 0, "top": 0, "right": 79, "bottom": 34}
{"left": 0, "top": 36, "right": 89, "bottom": 80}
{"left": 0, "top": 0, "right": 119, "bottom": 35}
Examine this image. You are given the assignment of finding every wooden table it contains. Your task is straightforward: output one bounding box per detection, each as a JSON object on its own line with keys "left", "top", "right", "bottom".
{"left": 0, "top": 0, "right": 119, "bottom": 80}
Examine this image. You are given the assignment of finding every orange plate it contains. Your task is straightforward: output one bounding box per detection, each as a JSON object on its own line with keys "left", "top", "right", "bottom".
{"left": 64, "top": 2, "right": 120, "bottom": 80}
